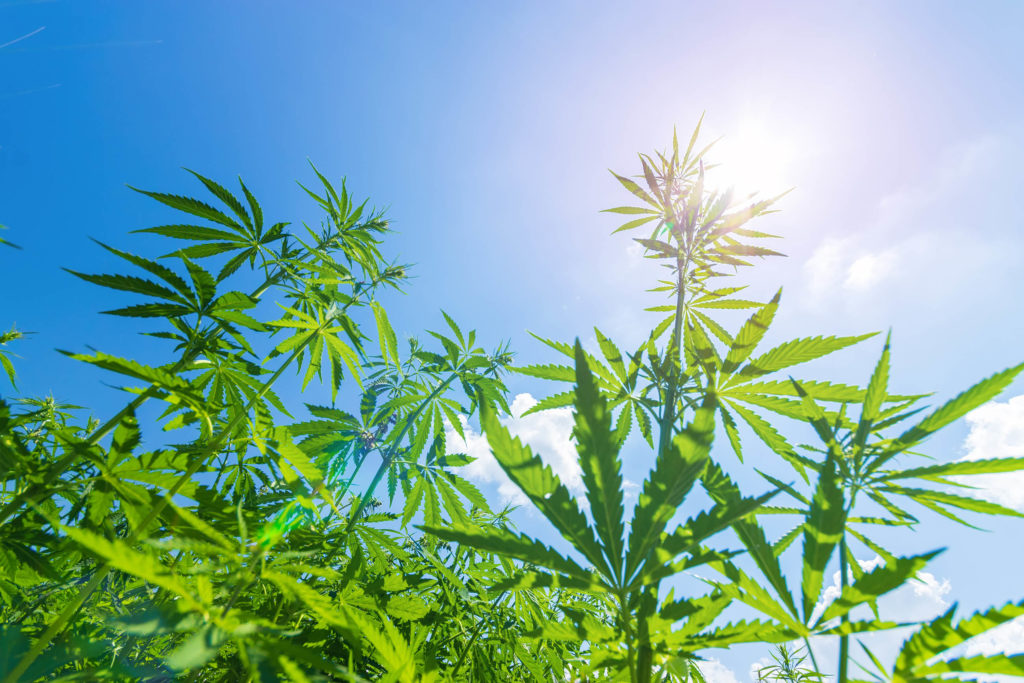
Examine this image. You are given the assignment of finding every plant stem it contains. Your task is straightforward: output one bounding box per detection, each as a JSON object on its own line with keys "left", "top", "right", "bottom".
{"left": 803, "top": 636, "right": 822, "bottom": 677}
{"left": 838, "top": 532, "right": 850, "bottom": 683}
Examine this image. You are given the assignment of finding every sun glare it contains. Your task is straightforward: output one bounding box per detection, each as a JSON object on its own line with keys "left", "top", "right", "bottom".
{"left": 706, "top": 121, "right": 795, "bottom": 198}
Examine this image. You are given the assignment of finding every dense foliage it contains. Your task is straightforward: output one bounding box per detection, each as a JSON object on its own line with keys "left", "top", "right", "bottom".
{"left": 2, "top": 122, "right": 1023, "bottom": 682}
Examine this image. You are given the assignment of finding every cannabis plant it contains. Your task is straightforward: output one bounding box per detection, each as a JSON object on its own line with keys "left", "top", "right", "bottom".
{"left": 1, "top": 121, "right": 1022, "bottom": 682}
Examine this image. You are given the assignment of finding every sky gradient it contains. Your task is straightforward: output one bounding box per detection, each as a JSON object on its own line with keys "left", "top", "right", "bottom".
{"left": 3, "top": 2, "right": 1024, "bottom": 678}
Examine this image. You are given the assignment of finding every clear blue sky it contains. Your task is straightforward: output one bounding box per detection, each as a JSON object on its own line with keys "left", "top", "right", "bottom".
{"left": 3, "top": 1, "right": 1024, "bottom": 678}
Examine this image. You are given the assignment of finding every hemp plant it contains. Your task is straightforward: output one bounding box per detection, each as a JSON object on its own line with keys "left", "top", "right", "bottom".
{"left": 2, "top": 120, "right": 1023, "bottom": 682}
{"left": 424, "top": 119, "right": 1024, "bottom": 682}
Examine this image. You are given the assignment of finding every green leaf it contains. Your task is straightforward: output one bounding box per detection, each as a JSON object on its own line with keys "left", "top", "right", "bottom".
{"left": 371, "top": 301, "right": 400, "bottom": 366}
{"left": 572, "top": 341, "right": 625, "bottom": 584}
{"left": 165, "top": 625, "right": 228, "bottom": 672}
{"left": 817, "top": 550, "right": 941, "bottom": 625}
{"left": 419, "top": 522, "right": 595, "bottom": 583}
{"left": 477, "top": 398, "right": 609, "bottom": 577}
{"left": 853, "top": 332, "right": 891, "bottom": 451}
{"left": 800, "top": 448, "right": 846, "bottom": 622}
{"left": 130, "top": 186, "right": 241, "bottom": 229}
{"left": 609, "top": 171, "right": 659, "bottom": 208}
{"left": 133, "top": 223, "right": 243, "bottom": 242}
{"left": 728, "top": 333, "right": 875, "bottom": 384}
{"left": 879, "top": 456, "right": 1024, "bottom": 481}
{"left": 65, "top": 270, "right": 185, "bottom": 303}
{"left": 625, "top": 400, "right": 714, "bottom": 580}
{"left": 891, "top": 362, "right": 1024, "bottom": 453}
{"left": 514, "top": 364, "right": 576, "bottom": 382}
{"left": 720, "top": 290, "right": 780, "bottom": 376}
{"left": 895, "top": 598, "right": 1024, "bottom": 676}
{"left": 185, "top": 169, "right": 252, "bottom": 230}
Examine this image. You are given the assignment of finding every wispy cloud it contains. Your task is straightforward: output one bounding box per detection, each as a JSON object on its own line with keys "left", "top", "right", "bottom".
{"left": 801, "top": 135, "right": 1008, "bottom": 311}
{"left": 0, "top": 25, "right": 44, "bottom": 50}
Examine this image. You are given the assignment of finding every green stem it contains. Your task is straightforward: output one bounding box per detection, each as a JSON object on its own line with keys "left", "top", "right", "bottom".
{"left": 803, "top": 636, "right": 822, "bottom": 676}
{"left": 635, "top": 586, "right": 657, "bottom": 683}
{"left": 657, "top": 254, "right": 689, "bottom": 457}
{"left": 838, "top": 532, "right": 850, "bottom": 683}
{"left": 622, "top": 593, "right": 637, "bottom": 683}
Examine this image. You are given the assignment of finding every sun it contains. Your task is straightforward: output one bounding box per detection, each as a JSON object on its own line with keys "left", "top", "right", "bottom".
{"left": 706, "top": 120, "right": 796, "bottom": 198}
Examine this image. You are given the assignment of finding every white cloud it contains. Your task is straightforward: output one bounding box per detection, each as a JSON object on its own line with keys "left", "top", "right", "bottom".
{"left": 447, "top": 393, "right": 581, "bottom": 506}
{"left": 965, "top": 615, "right": 1024, "bottom": 656}
{"left": 748, "top": 657, "right": 774, "bottom": 683}
{"left": 909, "top": 571, "right": 951, "bottom": 607}
{"left": 697, "top": 658, "right": 741, "bottom": 683}
{"left": 800, "top": 135, "right": 1006, "bottom": 310}
{"left": 805, "top": 239, "right": 898, "bottom": 297}
{"left": 956, "top": 394, "right": 1024, "bottom": 511}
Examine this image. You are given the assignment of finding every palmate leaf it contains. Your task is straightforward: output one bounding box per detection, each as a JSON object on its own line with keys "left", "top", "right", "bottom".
{"left": 624, "top": 400, "right": 714, "bottom": 581}
{"left": 703, "top": 463, "right": 798, "bottom": 616}
{"left": 129, "top": 186, "right": 241, "bottom": 230}
{"left": 720, "top": 289, "right": 780, "bottom": 376}
{"left": 572, "top": 342, "right": 625, "bottom": 582}
{"left": 133, "top": 223, "right": 243, "bottom": 243}
{"left": 64, "top": 270, "right": 187, "bottom": 304}
{"left": 882, "top": 361, "right": 1024, "bottom": 460}
{"left": 853, "top": 332, "right": 891, "bottom": 451}
{"left": 185, "top": 169, "right": 253, "bottom": 230}
{"left": 800, "top": 437, "right": 846, "bottom": 622}
{"left": 892, "top": 598, "right": 1024, "bottom": 679}
{"left": 878, "top": 485, "right": 1024, "bottom": 519}
{"left": 643, "top": 486, "right": 777, "bottom": 586}
{"left": 659, "top": 589, "right": 732, "bottom": 633}
{"left": 677, "top": 619, "right": 787, "bottom": 649}
{"left": 90, "top": 240, "right": 192, "bottom": 298}
{"left": 710, "top": 562, "right": 805, "bottom": 634}
{"left": 474, "top": 397, "right": 609, "bottom": 577}
{"left": 419, "top": 522, "right": 594, "bottom": 584}
{"left": 727, "top": 333, "right": 877, "bottom": 385}
{"left": 877, "top": 456, "right": 1024, "bottom": 481}
{"left": 60, "top": 350, "right": 195, "bottom": 394}
{"left": 371, "top": 301, "right": 400, "bottom": 367}
{"left": 726, "top": 401, "right": 816, "bottom": 479}
{"left": 61, "top": 525, "right": 206, "bottom": 612}
{"left": 724, "top": 379, "right": 875, "bottom": 402}
{"left": 514, "top": 363, "right": 576, "bottom": 382}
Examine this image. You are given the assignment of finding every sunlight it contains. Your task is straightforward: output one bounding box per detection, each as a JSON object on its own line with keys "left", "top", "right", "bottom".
{"left": 706, "top": 120, "right": 795, "bottom": 198}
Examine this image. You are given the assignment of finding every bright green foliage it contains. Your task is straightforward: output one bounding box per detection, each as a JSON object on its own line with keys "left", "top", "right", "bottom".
{"left": 756, "top": 644, "right": 825, "bottom": 683}
{"left": 854, "top": 599, "right": 1024, "bottom": 682}
{"left": 1, "top": 123, "right": 1023, "bottom": 682}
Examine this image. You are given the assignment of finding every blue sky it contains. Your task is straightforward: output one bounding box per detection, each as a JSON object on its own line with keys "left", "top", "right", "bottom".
{"left": 3, "top": 1, "right": 1024, "bottom": 678}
